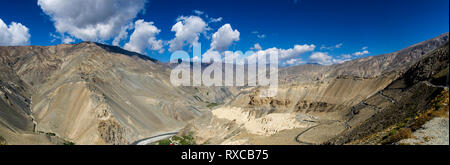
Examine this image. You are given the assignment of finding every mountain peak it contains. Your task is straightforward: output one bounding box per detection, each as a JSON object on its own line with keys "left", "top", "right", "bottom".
{"left": 73, "top": 41, "right": 160, "bottom": 63}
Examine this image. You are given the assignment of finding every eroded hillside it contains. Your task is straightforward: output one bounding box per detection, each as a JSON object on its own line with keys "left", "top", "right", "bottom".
{"left": 0, "top": 33, "right": 448, "bottom": 145}
{"left": 0, "top": 42, "right": 237, "bottom": 144}
{"left": 181, "top": 33, "right": 449, "bottom": 145}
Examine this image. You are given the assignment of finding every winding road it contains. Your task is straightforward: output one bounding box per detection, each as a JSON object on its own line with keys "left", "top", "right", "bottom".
{"left": 132, "top": 131, "right": 179, "bottom": 145}
{"left": 295, "top": 124, "right": 321, "bottom": 145}
{"left": 295, "top": 120, "right": 340, "bottom": 145}
{"left": 422, "top": 81, "right": 448, "bottom": 89}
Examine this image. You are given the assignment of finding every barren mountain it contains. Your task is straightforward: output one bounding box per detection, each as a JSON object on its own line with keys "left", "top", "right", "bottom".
{"left": 181, "top": 33, "right": 449, "bottom": 145}
{"left": 0, "top": 42, "right": 237, "bottom": 144}
{"left": 0, "top": 33, "right": 448, "bottom": 145}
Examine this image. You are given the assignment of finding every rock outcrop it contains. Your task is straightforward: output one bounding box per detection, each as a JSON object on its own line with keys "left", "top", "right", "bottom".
{"left": 1, "top": 33, "right": 448, "bottom": 145}
{"left": 0, "top": 42, "right": 237, "bottom": 144}
{"left": 182, "top": 33, "right": 449, "bottom": 145}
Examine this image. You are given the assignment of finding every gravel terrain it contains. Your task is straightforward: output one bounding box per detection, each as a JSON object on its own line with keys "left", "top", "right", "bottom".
{"left": 398, "top": 117, "right": 449, "bottom": 145}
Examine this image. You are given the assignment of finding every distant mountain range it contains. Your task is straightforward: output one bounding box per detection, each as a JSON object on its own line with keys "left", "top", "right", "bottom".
{"left": 0, "top": 33, "right": 448, "bottom": 145}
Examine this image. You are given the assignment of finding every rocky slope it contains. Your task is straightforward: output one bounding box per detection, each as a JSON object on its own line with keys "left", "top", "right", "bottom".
{"left": 281, "top": 33, "right": 449, "bottom": 83}
{"left": 181, "top": 33, "right": 449, "bottom": 145}
{"left": 327, "top": 42, "right": 449, "bottom": 145}
{"left": 0, "top": 33, "right": 448, "bottom": 145}
{"left": 0, "top": 42, "right": 237, "bottom": 144}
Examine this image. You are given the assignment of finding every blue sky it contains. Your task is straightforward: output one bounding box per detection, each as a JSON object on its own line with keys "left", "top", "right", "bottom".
{"left": 0, "top": 0, "right": 448, "bottom": 65}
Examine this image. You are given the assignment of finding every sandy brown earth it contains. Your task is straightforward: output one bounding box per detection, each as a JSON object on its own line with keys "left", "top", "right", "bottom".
{"left": 0, "top": 42, "right": 238, "bottom": 144}
{"left": 0, "top": 33, "right": 448, "bottom": 145}
{"left": 398, "top": 117, "right": 449, "bottom": 145}
{"left": 182, "top": 33, "right": 449, "bottom": 145}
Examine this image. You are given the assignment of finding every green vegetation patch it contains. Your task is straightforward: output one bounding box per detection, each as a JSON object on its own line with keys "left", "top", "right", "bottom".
{"left": 206, "top": 102, "right": 219, "bottom": 109}
{"left": 0, "top": 136, "right": 7, "bottom": 145}
{"left": 150, "top": 133, "right": 196, "bottom": 145}
{"left": 63, "top": 141, "right": 75, "bottom": 145}
{"left": 45, "top": 132, "right": 56, "bottom": 137}
{"left": 432, "top": 66, "right": 449, "bottom": 79}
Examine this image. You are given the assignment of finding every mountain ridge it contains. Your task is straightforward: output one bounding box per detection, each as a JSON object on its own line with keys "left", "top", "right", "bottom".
{"left": 0, "top": 32, "right": 448, "bottom": 145}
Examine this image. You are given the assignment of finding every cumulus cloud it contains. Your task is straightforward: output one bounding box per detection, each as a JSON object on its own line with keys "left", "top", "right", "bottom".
{"left": 341, "top": 54, "right": 352, "bottom": 59}
{"left": 168, "top": 16, "right": 207, "bottom": 52}
{"left": 284, "top": 58, "right": 304, "bottom": 65}
{"left": 38, "top": 0, "right": 146, "bottom": 42}
{"left": 50, "top": 33, "right": 75, "bottom": 44}
{"left": 250, "top": 43, "right": 262, "bottom": 50}
{"left": 308, "top": 51, "right": 354, "bottom": 65}
{"left": 124, "top": 19, "right": 163, "bottom": 54}
{"left": 351, "top": 46, "right": 370, "bottom": 56}
{"left": 332, "top": 54, "right": 353, "bottom": 64}
{"left": 232, "top": 44, "right": 316, "bottom": 65}
{"left": 209, "top": 17, "right": 223, "bottom": 23}
{"left": 353, "top": 50, "right": 369, "bottom": 56}
{"left": 277, "top": 44, "right": 316, "bottom": 59}
{"left": 0, "top": 19, "right": 31, "bottom": 46}
{"left": 0, "top": 18, "right": 31, "bottom": 46}
{"left": 112, "top": 23, "right": 133, "bottom": 46}
{"left": 210, "top": 24, "right": 240, "bottom": 51}
{"left": 243, "top": 44, "right": 315, "bottom": 65}
{"left": 309, "top": 52, "right": 333, "bottom": 65}
{"left": 192, "top": 43, "right": 314, "bottom": 66}
{"left": 62, "top": 36, "right": 75, "bottom": 44}
{"left": 191, "top": 43, "right": 315, "bottom": 66}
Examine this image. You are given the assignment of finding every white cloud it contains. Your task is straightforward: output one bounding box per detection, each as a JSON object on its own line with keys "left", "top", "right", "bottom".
{"left": 309, "top": 52, "right": 333, "bottom": 65}
{"left": 168, "top": 16, "right": 207, "bottom": 52}
{"left": 352, "top": 46, "right": 370, "bottom": 56}
{"left": 284, "top": 58, "right": 304, "bottom": 65}
{"left": 189, "top": 43, "right": 315, "bottom": 66}
{"left": 193, "top": 10, "right": 204, "bottom": 15}
{"left": 113, "top": 23, "right": 133, "bottom": 46}
{"left": 50, "top": 33, "right": 75, "bottom": 44}
{"left": 241, "top": 44, "right": 315, "bottom": 65}
{"left": 277, "top": 44, "right": 316, "bottom": 59}
{"left": 353, "top": 50, "right": 369, "bottom": 56}
{"left": 244, "top": 44, "right": 315, "bottom": 64}
{"left": 341, "top": 54, "right": 352, "bottom": 59}
{"left": 38, "top": 0, "right": 146, "bottom": 42}
{"left": 320, "top": 43, "right": 343, "bottom": 50}
{"left": 209, "top": 17, "right": 223, "bottom": 23}
{"left": 192, "top": 55, "right": 201, "bottom": 62}
{"left": 124, "top": 19, "right": 163, "bottom": 54}
{"left": 332, "top": 58, "right": 350, "bottom": 64}
{"left": 210, "top": 24, "right": 240, "bottom": 51}
{"left": 0, "top": 18, "right": 30, "bottom": 46}
{"left": 250, "top": 43, "right": 262, "bottom": 50}
{"left": 251, "top": 31, "right": 266, "bottom": 39}
{"left": 332, "top": 54, "right": 353, "bottom": 64}
{"left": 62, "top": 36, "right": 75, "bottom": 44}
{"left": 309, "top": 51, "right": 354, "bottom": 65}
